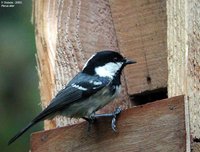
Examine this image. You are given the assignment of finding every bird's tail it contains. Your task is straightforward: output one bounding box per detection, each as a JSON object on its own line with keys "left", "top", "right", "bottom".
{"left": 8, "top": 100, "right": 55, "bottom": 145}
{"left": 8, "top": 121, "right": 35, "bottom": 145}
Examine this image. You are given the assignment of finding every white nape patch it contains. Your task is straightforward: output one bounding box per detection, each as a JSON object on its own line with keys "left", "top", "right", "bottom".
{"left": 95, "top": 62, "right": 123, "bottom": 78}
{"left": 72, "top": 83, "right": 87, "bottom": 91}
{"left": 115, "top": 85, "right": 121, "bottom": 96}
{"left": 82, "top": 53, "right": 96, "bottom": 70}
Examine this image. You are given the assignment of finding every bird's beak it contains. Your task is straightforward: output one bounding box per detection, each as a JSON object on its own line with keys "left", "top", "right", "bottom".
{"left": 125, "top": 59, "right": 137, "bottom": 65}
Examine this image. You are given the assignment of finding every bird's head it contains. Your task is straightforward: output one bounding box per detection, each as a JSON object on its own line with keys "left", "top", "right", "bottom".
{"left": 82, "top": 50, "right": 136, "bottom": 79}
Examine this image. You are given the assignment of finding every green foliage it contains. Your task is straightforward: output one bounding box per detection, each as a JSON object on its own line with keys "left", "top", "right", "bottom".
{"left": 0, "top": 1, "right": 42, "bottom": 151}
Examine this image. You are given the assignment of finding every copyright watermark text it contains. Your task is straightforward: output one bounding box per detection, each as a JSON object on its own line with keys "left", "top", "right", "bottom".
{"left": 1, "top": 1, "right": 23, "bottom": 8}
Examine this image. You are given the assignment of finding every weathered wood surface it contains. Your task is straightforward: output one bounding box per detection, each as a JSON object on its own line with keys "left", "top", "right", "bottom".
{"left": 34, "top": 0, "right": 131, "bottom": 129}
{"left": 34, "top": 0, "right": 58, "bottom": 129}
{"left": 110, "top": 0, "right": 167, "bottom": 95}
{"left": 166, "top": 0, "right": 190, "bottom": 150}
{"left": 31, "top": 96, "right": 186, "bottom": 152}
{"left": 167, "top": 0, "right": 200, "bottom": 147}
{"left": 187, "top": 0, "right": 200, "bottom": 140}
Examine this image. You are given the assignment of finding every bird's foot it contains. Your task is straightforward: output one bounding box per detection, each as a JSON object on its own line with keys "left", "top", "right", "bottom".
{"left": 92, "top": 107, "right": 122, "bottom": 132}
{"left": 111, "top": 107, "right": 121, "bottom": 132}
{"left": 83, "top": 107, "right": 122, "bottom": 132}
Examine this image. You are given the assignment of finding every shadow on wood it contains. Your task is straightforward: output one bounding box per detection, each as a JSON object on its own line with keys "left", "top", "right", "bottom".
{"left": 31, "top": 95, "right": 186, "bottom": 152}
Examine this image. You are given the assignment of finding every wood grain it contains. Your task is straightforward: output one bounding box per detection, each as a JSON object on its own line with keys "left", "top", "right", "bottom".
{"left": 109, "top": 0, "right": 167, "bottom": 95}
{"left": 187, "top": 0, "right": 200, "bottom": 140}
{"left": 34, "top": 0, "right": 58, "bottom": 129}
{"left": 31, "top": 96, "right": 186, "bottom": 152}
{"left": 167, "top": 0, "right": 200, "bottom": 147}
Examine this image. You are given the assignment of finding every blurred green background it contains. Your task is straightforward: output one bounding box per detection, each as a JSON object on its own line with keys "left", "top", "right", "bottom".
{"left": 0, "top": 1, "right": 42, "bottom": 152}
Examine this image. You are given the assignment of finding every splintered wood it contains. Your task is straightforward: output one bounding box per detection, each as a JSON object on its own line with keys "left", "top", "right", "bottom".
{"left": 34, "top": 0, "right": 58, "bottom": 129}
{"left": 31, "top": 96, "right": 186, "bottom": 152}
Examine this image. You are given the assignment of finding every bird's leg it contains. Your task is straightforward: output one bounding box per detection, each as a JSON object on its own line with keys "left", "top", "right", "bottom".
{"left": 93, "top": 107, "right": 122, "bottom": 132}
{"left": 82, "top": 107, "right": 122, "bottom": 132}
{"left": 82, "top": 116, "right": 96, "bottom": 132}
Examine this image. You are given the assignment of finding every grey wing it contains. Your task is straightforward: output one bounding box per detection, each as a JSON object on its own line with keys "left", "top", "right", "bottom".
{"left": 7, "top": 73, "right": 110, "bottom": 145}
{"left": 32, "top": 87, "right": 82, "bottom": 121}
{"left": 32, "top": 73, "right": 110, "bottom": 122}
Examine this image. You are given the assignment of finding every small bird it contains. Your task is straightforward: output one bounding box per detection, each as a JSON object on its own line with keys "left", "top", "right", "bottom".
{"left": 8, "top": 50, "right": 136, "bottom": 145}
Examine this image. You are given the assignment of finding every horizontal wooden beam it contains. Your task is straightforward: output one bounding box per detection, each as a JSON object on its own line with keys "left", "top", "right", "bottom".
{"left": 31, "top": 95, "right": 186, "bottom": 152}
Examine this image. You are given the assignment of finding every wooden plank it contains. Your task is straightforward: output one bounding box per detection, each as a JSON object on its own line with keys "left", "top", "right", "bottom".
{"left": 167, "top": 0, "right": 200, "bottom": 149}
{"left": 31, "top": 96, "right": 186, "bottom": 152}
{"left": 109, "top": 0, "right": 167, "bottom": 95}
{"left": 186, "top": 1, "right": 200, "bottom": 140}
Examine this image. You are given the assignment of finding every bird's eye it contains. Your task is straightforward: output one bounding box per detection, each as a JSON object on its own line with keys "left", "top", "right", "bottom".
{"left": 113, "top": 57, "right": 118, "bottom": 61}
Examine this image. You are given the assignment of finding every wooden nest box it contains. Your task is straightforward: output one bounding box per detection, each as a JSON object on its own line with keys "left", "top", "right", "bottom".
{"left": 32, "top": 0, "right": 200, "bottom": 151}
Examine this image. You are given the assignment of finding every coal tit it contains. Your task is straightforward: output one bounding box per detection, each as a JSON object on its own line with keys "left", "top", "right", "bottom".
{"left": 8, "top": 50, "right": 136, "bottom": 145}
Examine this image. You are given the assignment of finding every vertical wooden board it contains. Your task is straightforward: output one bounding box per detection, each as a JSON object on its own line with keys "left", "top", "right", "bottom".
{"left": 34, "top": 0, "right": 59, "bottom": 129}
{"left": 166, "top": 0, "right": 191, "bottom": 151}
{"left": 167, "top": 0, "right": 188, "bottom": 98}
{"left": 167, "top": 0, "right": 200, "bottom": 142}
{"left": 110, "top": 0, "right": 167, "bottom": 95}
{"left": 31, "top": 96, "right": 186, "bottom": 152}
{"left": 187, "top": 0, "right": 200, "bottom": 139}
{"left": 79, "top": 0, "right": 119, "bottom": 58}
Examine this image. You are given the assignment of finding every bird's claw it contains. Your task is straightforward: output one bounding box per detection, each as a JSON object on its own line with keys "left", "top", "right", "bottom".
{"left": 84, "top": 107, "right": 122, "bottom": 132}
{"left": 111, "top": 107, "right": 122, "bottom": 132}
{"left": 111, "top": 117, "right": 117, "bottom": 132}
{"left": 113, "top": 107, "right": 122, "bottom": 116}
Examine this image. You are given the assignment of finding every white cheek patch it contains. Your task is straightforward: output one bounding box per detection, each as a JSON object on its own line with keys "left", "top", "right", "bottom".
{"left": 72, "top": 83, "right": 87, "bottom": 91}
{"left": 95, "top": 62, "right": 123, "bottom": 78}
